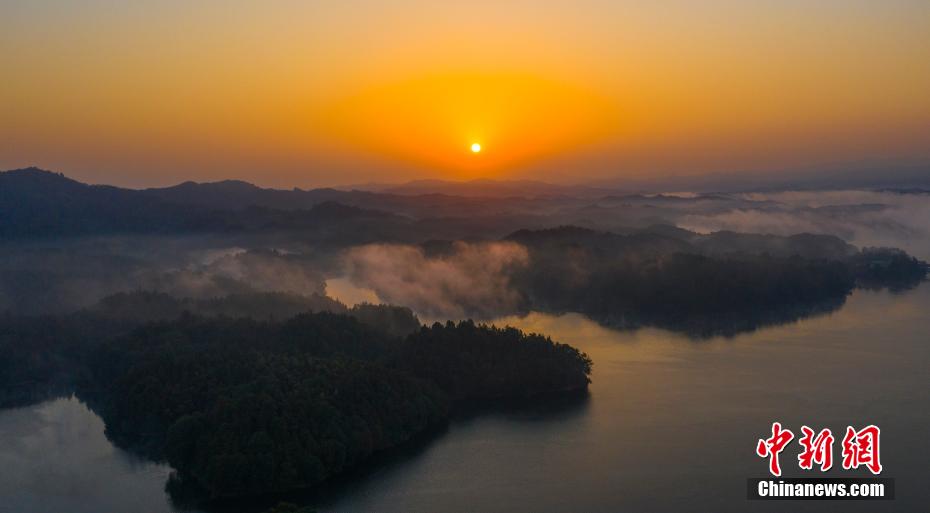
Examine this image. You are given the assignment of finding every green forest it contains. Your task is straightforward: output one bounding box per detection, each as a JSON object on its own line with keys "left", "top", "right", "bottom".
{"left": 0, "top": 300, "right": 592, "bottom": 500}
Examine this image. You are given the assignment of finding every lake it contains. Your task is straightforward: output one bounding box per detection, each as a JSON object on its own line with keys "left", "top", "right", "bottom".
{"left": 2, "top": 284, "right": 928, "bottom": 512}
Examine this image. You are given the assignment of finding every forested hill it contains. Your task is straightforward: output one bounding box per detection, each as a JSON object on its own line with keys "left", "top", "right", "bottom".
{"left": 505, "top": 226, "right": 928, "bottom": 335}
{"left": 0, "top": 307, "right": 591, "bottom": 501}
{"left": 505, "top": 225, "right": 858, "bottom": 260}
{"left": 91, "top": 291, "right": 422, "bottom": 338}
{"left": 90, "top": 314, "right": 591, "bottom": 499}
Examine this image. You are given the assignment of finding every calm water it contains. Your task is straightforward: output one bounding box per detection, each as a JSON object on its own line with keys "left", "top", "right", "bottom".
{"left": 0, "top": 396, "right": 173, "bottom": 513}
{"left": 2, "top": 284, "right": 929, "bottom": 512}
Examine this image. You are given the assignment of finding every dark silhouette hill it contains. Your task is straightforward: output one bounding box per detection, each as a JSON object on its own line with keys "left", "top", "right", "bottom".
{"left": 0, "top": 168, "right": 226, "bottom": 237}
{"left": 0, "top": 168, "right": 405, "bottom": 239}
{"left": 143, "top": 179, "right": 376, "bottom": 211}
{"left": 505, "top": 225, "right": 856, "bottom": 260}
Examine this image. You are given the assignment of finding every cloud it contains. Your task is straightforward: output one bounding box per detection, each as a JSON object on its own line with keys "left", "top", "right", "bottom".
{"left": 342, "top": 241, "right": 529, "bottom": 320}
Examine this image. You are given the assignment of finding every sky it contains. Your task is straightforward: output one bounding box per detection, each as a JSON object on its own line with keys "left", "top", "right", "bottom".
{"left": 2, "top": 0, "right": 930, "bottom": 188}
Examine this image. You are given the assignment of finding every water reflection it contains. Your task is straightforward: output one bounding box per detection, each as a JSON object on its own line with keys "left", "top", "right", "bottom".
{"left": 316, "top": 285, "right": 930, "bottom": 513}
{"left": 2, "top": 285, "right": 929, "bottom": 513}
{"left": 0, "top": 396, "right": 174, "bottom": 513}
{"left": 327, "top": 275, "right": 859, "bottom": 339}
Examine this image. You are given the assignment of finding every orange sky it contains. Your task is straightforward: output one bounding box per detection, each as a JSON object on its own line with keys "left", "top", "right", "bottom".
{"left": 2, "top": 1, "right": 929, "bottom": 188}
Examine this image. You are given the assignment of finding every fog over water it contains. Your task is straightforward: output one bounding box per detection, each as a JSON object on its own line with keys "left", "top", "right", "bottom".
{"left": 3, "top": 188, "right": 928, "bottom": 317}
{"left": 2, "top": 174, "right": 928, "bottom": 511}
{"left": 3, "top": 284, "right": 928, "bottom": 513}
{"left": 678, "top": 190, "right": 930, "bottom": 261}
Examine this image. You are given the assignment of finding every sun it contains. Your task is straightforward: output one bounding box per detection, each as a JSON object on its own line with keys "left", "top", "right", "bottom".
{"left": 470, "top": 142, "right": 481, "bottom": 153}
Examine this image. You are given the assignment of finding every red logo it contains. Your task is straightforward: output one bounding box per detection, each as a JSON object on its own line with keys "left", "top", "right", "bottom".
{"left": 756, "top": 423, "right": 882, "bottom": 476}
{"left": 756, "top": 422, "right": 794, "bottom": 476}
{"left": 841, "top": 425, "right": 882, "bottom": 475}
{"left": 798, "top": 426, "right": 834, "bottom": 471}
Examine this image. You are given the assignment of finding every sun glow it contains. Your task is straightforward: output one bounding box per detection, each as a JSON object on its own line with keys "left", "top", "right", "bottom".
{"left": 321, "top": 71, "right": 617, "bottom": 179}
{"left": 1, "top": 2, "right": 929, "bottom": 187}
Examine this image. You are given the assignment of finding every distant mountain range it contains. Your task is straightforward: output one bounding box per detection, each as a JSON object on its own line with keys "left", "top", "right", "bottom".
{"left": 341, "top": 178, "right": 622, "bottom": 198}
{"left": 3, "top": 167, "right": 926, "bottom": 320}
{"left": 5, "top": 167, "right": 928, "bottom": 248}
{"left": 0, "top": 168, "right": 664, "bottom": 239}
{"left": 0, "top": 168, "right": 403, "bottom": 239}
{"left": 591, "top": 162, "right": 930, "bottom": 192}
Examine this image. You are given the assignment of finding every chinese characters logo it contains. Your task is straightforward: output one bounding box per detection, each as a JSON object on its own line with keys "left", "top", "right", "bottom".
{"left": 756, "top": 422, "right": 882, "bottom": 476}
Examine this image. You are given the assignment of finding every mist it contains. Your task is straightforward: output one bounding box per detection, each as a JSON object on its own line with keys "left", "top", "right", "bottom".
{"left": 342, "top": 241, "right": 529, "bottom": 320}
{"left": 2, "top": 179, "right": 928, "bottom": 331}
{"left": 677, "top": 190, "right": 930, "bottom": 260}
{"left": 0, "top": 239, "right": 331, "bottom": 315}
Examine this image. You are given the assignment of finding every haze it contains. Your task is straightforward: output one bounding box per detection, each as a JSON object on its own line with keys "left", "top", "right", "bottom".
{"left": 2, "top": 0, "right": 930, "bottom": 188}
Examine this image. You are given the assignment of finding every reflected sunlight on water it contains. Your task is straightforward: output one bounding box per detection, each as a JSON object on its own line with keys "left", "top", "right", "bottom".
{"left": 317, "top": 284, "right": 930, "bottom": 513}
{"left": 2, "top": 285, "right": 928, "bottom": 513}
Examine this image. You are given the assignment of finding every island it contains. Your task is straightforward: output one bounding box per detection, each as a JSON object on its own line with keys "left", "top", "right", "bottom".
{"left": 0, "top": 298, "right": 592, "bottom": 502}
